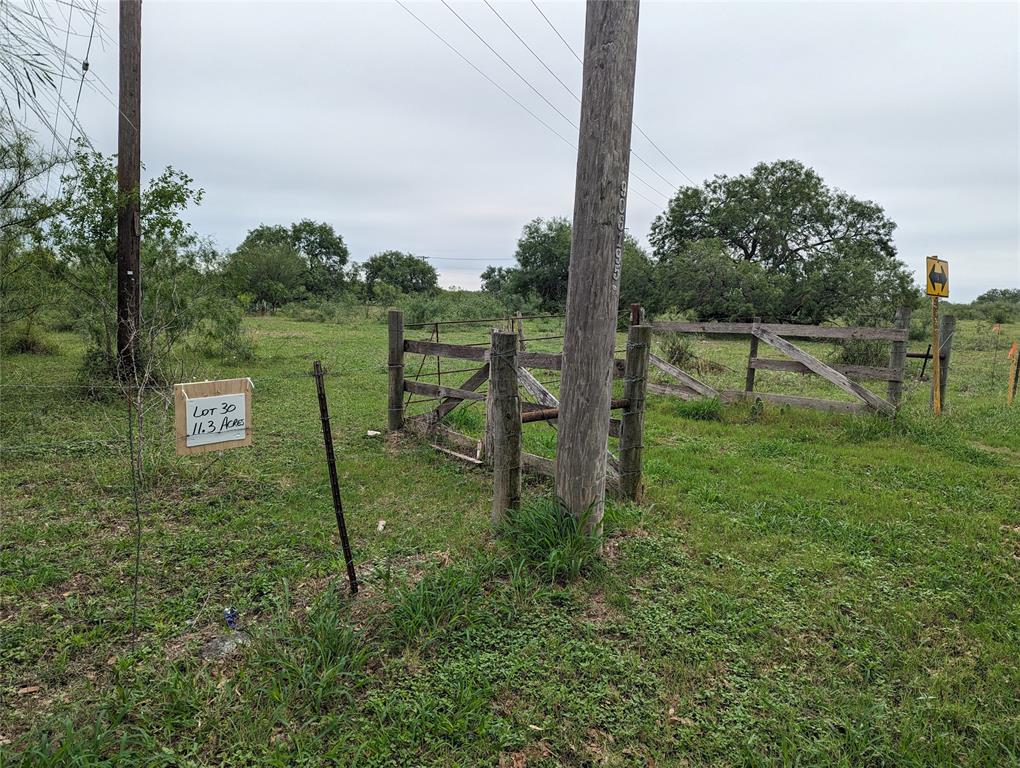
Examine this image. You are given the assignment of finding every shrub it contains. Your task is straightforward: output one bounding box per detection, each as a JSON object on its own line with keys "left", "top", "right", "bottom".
{"left": 655, "top": 331, "right": 723, "bottom": 376}
{"left": 498, "top": 496, "right": 602, "bottom": 583}
{"left": 909, "top": 313, "right": 931, "bottom": 341}
{"left": 398, "top": 290, "right": 506, "bottom": 326}
{"left": 830, "top": 339, "right": 888, "bottom": 368}
{"left": 1, "top": 322, "right": 56, "bottom": 355}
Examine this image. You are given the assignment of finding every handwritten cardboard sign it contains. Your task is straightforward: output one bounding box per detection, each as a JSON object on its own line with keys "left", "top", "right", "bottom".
{"left": 174, "top": 378, "right": 252, "bottom": 455}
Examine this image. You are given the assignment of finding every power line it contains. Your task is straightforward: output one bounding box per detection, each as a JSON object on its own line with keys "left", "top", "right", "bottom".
{"left": 68, "top": 0, "right": 99, "bottom": 141}
{"left": 440, "top": 1, "right": 672, "bottom": 201}
{"left": 44, "top": 1, "right": 74, "bottom": 197}
{"left": 530, "top": 0, "right": 581, "bottom": 65}
{"left": 529, "top": 0, "right": 698, "bottom": 188}
{"left": 55, "top": 0, "right": 99, "bottom": 200}
{"left": 441, "top": 0, "right": 578, "bottom": 132}
{"left": 483, "top": 0, "right": 580, "bottom": 102}
{"left": 468, "top": 0, "right": 677, "bottom": 197}
{"left": 394, "top": 0, "right": 574, "bottom": 149}
{"left": 393, "top": 0, "right": 663, "bottom": 209}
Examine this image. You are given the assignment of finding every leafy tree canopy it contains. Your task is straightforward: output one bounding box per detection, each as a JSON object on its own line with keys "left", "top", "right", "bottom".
{"left": 361, "top": 250, "right": 438, "bottom": 295}
{"left": 223, "top": 241, "right": 307, "bottom": 309}
{"left": 235, "top": 221, "right": 349, "bottom": 296}
{"left": 649, "top": 160, "right": 916, "bottom": 323}
{"left": 481, "top": 217, "right": 648, "bottom": 311}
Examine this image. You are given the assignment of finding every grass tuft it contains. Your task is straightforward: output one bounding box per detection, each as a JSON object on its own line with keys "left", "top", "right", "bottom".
{"left": 498, "top": 496, "right": 602, "bottom": 583}
{"left": 674, "top": 396, "right": 723, "bottom": 421}
{"left": 383, "top": 562, "right": 484, "bottom": 651}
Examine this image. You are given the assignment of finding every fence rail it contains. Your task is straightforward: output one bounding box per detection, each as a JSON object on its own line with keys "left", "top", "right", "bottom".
{"left": 389, "top": 309, "right": 650, "bottom": 507}
{"left": 647, "top": 309, "right": 918, "bottom": 417}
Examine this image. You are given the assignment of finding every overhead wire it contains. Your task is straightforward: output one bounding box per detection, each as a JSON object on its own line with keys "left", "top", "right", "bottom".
{"left": 528, "top": 0, "right": 698, "bottom": 187}
{"left": 394, "top": 0, "right": 574, "bottom": 149}
{"left": 439, "top": 0, "right": 671, "bottom": 202}
{"left": 58, "top": 0, "right": 100, "bottom": 199}
{"left": 43, "top": 0, "right": 74, "bottom": 196}
{"left": 393, "top": 0, "right": 662, "bottom": 208}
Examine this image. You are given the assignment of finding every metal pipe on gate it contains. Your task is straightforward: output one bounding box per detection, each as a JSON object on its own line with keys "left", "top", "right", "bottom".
{"left": 520, "top": 398, "right": 630, "bottom": 424}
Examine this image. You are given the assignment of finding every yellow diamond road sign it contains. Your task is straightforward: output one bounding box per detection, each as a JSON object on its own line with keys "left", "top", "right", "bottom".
{"left": 926, "top": 256, "right": 949, "bottom": 298}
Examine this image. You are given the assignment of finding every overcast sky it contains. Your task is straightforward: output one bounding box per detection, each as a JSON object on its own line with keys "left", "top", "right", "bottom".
{"left": 57, "top": 1, "right": 1020, "bottom": 300}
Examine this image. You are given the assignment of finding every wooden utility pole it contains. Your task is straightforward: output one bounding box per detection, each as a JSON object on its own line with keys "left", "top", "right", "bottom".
{"left": 556, "top": 0, "right": 640, "bottom": 534}
{"left": 117, "top": 0, "right": 142, "bottom": 374}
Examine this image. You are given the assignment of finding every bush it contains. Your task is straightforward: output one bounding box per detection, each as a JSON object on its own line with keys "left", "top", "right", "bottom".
{"left": 830, "top": 339, "right": 888, "bottom": 368}
{"left": 498, "top": 496, "right": 602, "bottom": 583}
{"left": 278, "top": 296, "right": 360, "bottom": 324}
{"left": 191, "top": 301, "right": 257, "bottom": 363}
{"left": 655, "top": 324, "right": 722, "bottom": 376}
{"left": 909, "top": 313, "right": 931, "bottom": 341}
{"left": 1, "top": 322, "right": 56, "bottom": 355}
{"left": 398, "top": 290, "right": 506, "bottom": 326}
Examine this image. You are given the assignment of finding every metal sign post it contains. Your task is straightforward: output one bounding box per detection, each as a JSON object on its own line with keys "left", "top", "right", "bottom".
{"left": 925, "top": 256, "right": 949, "bottom": 415}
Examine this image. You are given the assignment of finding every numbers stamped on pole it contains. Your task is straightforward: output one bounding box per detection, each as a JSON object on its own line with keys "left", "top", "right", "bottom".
{"left": 174, "top": 378, "right": 253, "bottom": 455}
{"left": 926, "top": 256, "right": 949, "bottom": 298}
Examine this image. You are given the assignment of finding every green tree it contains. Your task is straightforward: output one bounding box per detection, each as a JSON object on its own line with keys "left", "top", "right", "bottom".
{"left": 482, "top": 217, "right": 649, "bottom": 312}
{"left": 656, "top": 239, "right": 783, "bottom": 321}
{"left": 0, "top": 121, "right": 65, "bottom": 351}
{"left": 47, "top": 144, "right": 227, "bottom": 379}
{"left": 649, "top": 160, "right": 915, "bottom": 323}
{"left": 290, "top": 219, "right": 349, "bottom": 295}
{"left": 223, "top": 241, "right": 308, "bottom": 309}
{"left": 506, "top": 217, "right": 573, "bottom": 309}
{"left": 362, "top": 250, "right": 437, "bottom": 295}
{"left": 231, "top": 221, "right": 349, "bottom": 298}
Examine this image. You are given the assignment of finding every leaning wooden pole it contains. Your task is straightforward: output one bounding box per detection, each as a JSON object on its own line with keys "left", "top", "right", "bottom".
{"left": 387, "top": 309, "right": 404, "bottom": 431}
{"left": 556, "top": 0, "right": 640, "bottom": 533}
{"left": 117, "top": 0, "right": 142, "bottom": 375}
{"left": 490, "top": 330, "right": 521, "bottom": 525}
{"left": 619, "top": 323, "right": 651, "bottom": 501}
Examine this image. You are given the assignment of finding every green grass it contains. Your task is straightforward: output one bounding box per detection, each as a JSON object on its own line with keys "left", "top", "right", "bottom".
{"left": 1, "top": 315, "right": 1018, "bottom": 766}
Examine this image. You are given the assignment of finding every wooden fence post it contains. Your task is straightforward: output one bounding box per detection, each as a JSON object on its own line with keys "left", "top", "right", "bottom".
{"left": 619, "top": 324, "right": 651, "bottom": 502}
{"left": 745, "top": 317, "right": 761, "bottom": 393}
{"left": 387, "top": 309, "right": 404, "bottom": 431}
{"left": 1008, "top": 342, "right": 1019, "bottom": 405}
{"left": 887, "top": 306, "right": 911, "bottom": 410}
{"left": 490, "top": 330, "right": 521, "bottom": 525}
{"left": 936, "top": 314, "right": 955, "bottom": 412}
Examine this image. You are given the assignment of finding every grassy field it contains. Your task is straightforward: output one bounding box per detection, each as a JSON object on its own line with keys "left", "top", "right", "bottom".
{"left": 1, "top": 313, "right": 1018, "bottom": 766}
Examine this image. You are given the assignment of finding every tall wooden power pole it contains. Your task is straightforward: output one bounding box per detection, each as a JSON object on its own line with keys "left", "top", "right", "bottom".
{"left": 117, "top": 0, "right": 142, "bottom": 374}
{"left": 556, "top": 1, "right": 640, "bottom": 533}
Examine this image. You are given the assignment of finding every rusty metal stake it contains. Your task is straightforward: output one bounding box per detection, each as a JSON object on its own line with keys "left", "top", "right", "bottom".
{"left": 312, "top": 360, "right": 358, "bottom": 594}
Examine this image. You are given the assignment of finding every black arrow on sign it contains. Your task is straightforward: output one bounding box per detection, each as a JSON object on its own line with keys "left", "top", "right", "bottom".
{"left": 929, "top": 265, "right": 947, "bottom": 287}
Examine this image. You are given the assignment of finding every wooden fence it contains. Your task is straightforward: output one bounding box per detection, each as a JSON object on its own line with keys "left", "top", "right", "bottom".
{"left": 646, "top": 308, "right": 919, "bottom": 416}
{"left": 386, "top": 310, "right": 651, "bottom": 516}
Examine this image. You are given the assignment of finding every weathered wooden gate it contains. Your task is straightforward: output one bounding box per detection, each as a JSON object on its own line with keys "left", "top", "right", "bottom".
{"left": 647, "top": 309, "right": 913, "bottom": 416}
{"left": 386, "top": 310, "right": 651, "bottom": 513}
